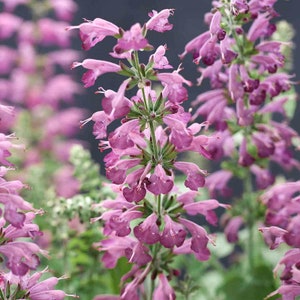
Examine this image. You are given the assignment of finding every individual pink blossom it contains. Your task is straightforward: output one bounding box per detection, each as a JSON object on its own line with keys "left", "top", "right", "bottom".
{"left": 174, "top": 161, "right": 207, "bottom": 190}
{"left": 146, "top": 164, "right": 174, "bottom": 195}
{"left": 153, "top": 273, "right": 175, "bottom": 300}
{"left": 133, "top": 213, "right": 160, "bottom": 244}
{"left": 182, "top": 199, "right": 230, "bottom": 226}
{"left": 179, "top": 217, "right": 212, "bottom": 258}
{"left": 67, "top": 17, "right": 119, "bottom": 50}
{"left": 259, "top": 226, "right": 288, "bottom": 250}
{"left": 117, "top": 23, "right": 149, "bottom": 51}
{"left": 125, "top": 242, "right": 152, "bottom": 266}
{"left": 205, "top": 170, "right": 233, "bottom": 198}
{"left": 160, "top": 215, "right": 186, "bottom": 248}
{"left": 146, "top": 9, "right": 175, "bottom": 32}
{"left": 72, "top": 59, "right": 121, "bottom": 88}
{"left": 0, "top": 241, "right": 47, "bottom": 275}
{"left": 150, "top": 45, "right": 172, "bottom": 69}
{"left": 95, "top": 236, "right": 135, "bottom": 269}
{"left": 224, "top": 216, "right": 244, "bottom": 243}
{"left": 158, "top": 70, "right": 192, "bottom": 104}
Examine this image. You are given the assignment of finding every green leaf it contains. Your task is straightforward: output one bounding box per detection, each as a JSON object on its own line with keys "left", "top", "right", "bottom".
{"left": 218, "top": 264, "right": 277, "bottom": 300}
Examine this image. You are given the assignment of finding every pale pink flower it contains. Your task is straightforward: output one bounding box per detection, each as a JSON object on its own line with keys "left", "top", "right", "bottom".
{"left": 117, "top": 23, "right": 148, "bottom": 51}
{"left": 153, "top": 273, "right": 175, "bottom": 300}
{"left": 150, "top": 45, "right": 172, "bottom": 69}
{"left": 67, "top": 17, "right": 119, "bottom": 50}
{"left": 72, "top": 59, "right": 121, "bottom": 88}
{"left": 146, "top": 9, "right": 175, "bottom": 33}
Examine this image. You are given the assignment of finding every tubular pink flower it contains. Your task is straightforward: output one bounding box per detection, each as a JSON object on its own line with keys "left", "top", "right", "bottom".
{"left": 158, "top": 70, "right": 192, "bottom": 104}
{"left": 72, "top": 59, "right": 121, "bottom": 88}
{"left": 95, "top": 236, "right": 135, "bottom": 269}
{"left": 153, "top": 273, "right": 176, "bottom": 300}
{"left": 146, "top": 9, "right": 175, "bottom": 33}
{"left": 179, "top": 217, "right": 212, "bottom": 259}
{"left": 160, "top": 215, "right": 186, "bottom": 248}
{"left": 125, "top": 242, "right": 152, "bottom": 266}
{"left": 174, "top": 161, "right": 207, "bottom": 191}
{"left": 117, "top": 23, "right": 148, "bottom": 51}
{"left": 182, "top": 199, "right": 230, "bottom": 226}
{"left": 134, "top": 213, "right": 160, "bottom": 244}
{"left": 150, "top": 44, "right": 172, "bottom": 69}
{"left": 67, "top": 17, "right": 119, "bottom": 50}
{"left": 146, "top": 164, "right": 174, "bottom": 195}
{"left": 224, "top": 216, "right": 244, "bottom": 243}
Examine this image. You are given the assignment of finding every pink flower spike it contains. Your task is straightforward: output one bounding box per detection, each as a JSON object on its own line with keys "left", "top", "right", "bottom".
{"left": 146, "top": 9, "right": 175, "bottom": 33}
{"left": 67, "top": 17, "right": 119, "bottom": 50}
{"left": 134, "top": 213, "right": 160, "bottom": 244}
{"left": 72, "top": 59, "right": 121, "bottom": 88}
{"left": 174, "top": 161, "right": 207, "bottom": 191}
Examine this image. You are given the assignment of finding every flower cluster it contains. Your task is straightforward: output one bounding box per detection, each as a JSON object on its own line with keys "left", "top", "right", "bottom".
{"left": 260, "top": 181, "right": 300, "bottom": 299}
{"left": 182, "top": 0, "right": 300, "bottom": 298}
{"left": 182, "top": 0, "right": 298, "bottom": 239}
{"left": 70, "top": 9, "right": 229, "bottom": 299}
{"left": 0, "top": 0, "right": 84, "bottom": 198}
{"left": 0, "top": 103, "right": 76, "bottom": 299}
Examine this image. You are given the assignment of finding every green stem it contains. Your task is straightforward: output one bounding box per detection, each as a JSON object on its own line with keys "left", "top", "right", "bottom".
{"left": 244, "top": 169, "right": 255, "bottom": 270}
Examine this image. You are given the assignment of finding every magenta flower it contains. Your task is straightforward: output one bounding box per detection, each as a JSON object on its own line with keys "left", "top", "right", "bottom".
{"left": 0, "top": 241, "right": 46, "bottom": 275}
{"left": 146, "top": 164, "right": 174, "bottom": 195}
{"left": 179, "top": 217, "right": 211, "bottom": 258}
{"left": 174, "top": 161, "right": 207, "bottom": 190}
{"left": 134, "top": 213, "right": 160, "bottom": 244}
{"left": 67, "top": 17, "right": 119, "bottom": 50}
{"left": 146, "top": 9, "right": 175, "bottom": 33}
{"left": 0, "top": 13, "right": 22, "bottom": 39}
{"left": 72, "top": 59, "right": 121, "bottom": 88}
{"left": 224, "top": 216, "right": 244, "bottom": 243}
{"left": 95, "top": 236, "right": 135, "bottom": 269}
{"left": 153, "top": 273, "right": 175, "bottom": 300}
{"left": 160, "top": 215, "right": 186, "bottom": 248}
{"left": 117, "top": 23, "right": 149, "bottom": 51}
{"left": 150, "top": 44, "right": 172, "bottom": 69}
{"left": 125, "top": 242, "right": 152, "bottom": 266}
{"left": 158, "top": 70, "right": 192, "bottom": 104}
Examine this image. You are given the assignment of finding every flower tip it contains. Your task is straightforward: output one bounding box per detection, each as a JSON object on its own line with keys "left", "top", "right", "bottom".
{"left": 71, "top": 62, "right": 81, "bottom": 69}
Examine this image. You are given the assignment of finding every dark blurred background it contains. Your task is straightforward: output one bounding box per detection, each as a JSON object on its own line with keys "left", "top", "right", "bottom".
{"left": 72, "top": 0, "right": 300, "bottom": 169}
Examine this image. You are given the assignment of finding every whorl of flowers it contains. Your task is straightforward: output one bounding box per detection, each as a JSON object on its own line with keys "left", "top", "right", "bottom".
{"left": 70, "top": 9, "right": 229, "bottom": 299}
